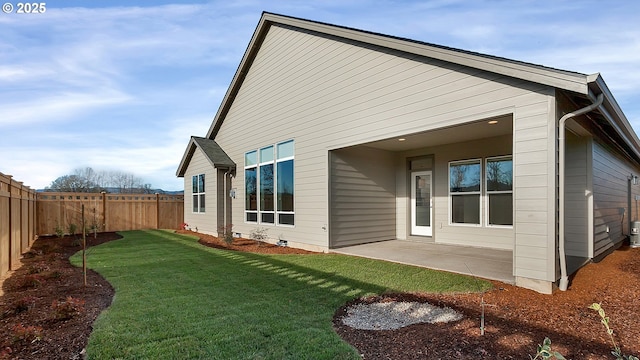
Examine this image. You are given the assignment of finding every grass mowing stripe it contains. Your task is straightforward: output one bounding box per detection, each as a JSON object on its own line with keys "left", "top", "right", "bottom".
{"left": 72, "top": 230, "right": 490, "bottom": 359}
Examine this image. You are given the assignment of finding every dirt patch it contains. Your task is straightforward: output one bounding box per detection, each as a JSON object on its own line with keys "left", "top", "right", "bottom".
{"left": 2, "top": 230, "right": 638, "bottom": 359}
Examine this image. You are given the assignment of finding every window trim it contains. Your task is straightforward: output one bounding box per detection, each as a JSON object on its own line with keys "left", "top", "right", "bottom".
{"left": 485, "top": 155, "right": 513, "bottom": 228}
{"left": 448, "top": 159, "right": 482, "bottom": 227}
{"left": 192, "top": 174, "right": 205, "bottom": 214}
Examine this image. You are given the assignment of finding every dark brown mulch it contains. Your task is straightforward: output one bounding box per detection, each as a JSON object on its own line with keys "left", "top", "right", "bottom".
{"left": 0, "top": 233, "right": 120, "bottom": 360}
{"left": 2, "top": 230, "right": 639, "bottom": 359}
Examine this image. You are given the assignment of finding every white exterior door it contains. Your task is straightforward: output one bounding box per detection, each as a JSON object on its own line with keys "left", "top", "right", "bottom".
{"left": 411, "top": 171, "right": 432, "bottom": 236}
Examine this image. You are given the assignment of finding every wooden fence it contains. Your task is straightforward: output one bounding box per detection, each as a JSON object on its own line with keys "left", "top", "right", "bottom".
{"left": 1, "top": 173, "right": 37, "bottom": 277}
{"left": 36, "top": 192, "right": 184, "bottom": 235}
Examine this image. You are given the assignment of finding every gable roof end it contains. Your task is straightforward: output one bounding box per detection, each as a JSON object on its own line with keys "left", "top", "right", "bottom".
{"left": 205, "top": 12, "right": 596, "bottom": 140}
{"left": 176, "top": 136, "right": 236, "bottom": 177}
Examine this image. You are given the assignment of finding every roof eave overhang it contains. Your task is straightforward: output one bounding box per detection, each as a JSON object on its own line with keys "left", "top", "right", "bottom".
{"left": 584, "top": 74, "right": 640, "bottom": 163}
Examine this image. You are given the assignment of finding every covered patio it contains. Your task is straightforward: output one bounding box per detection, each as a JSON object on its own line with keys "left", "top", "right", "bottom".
{"left": 332, "top": 240, "right": 514, "bottom": 284}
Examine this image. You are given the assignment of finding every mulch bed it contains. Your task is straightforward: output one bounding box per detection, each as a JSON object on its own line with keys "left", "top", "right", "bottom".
{"left": 0, "top": 233, "right": 119, "bottom": 360}
{"left": 1, "top": 230, "right": 639, "bottom": 359}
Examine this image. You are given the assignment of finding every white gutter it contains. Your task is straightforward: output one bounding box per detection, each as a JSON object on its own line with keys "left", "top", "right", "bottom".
{"left": 558, "top": 93, "right": 604, "bottom": 291}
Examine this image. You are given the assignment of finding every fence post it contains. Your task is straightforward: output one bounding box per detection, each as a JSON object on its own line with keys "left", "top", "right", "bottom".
{"left": 155, "top": 193, "right": 160, "bottom": 229}
{"left": 100, "top": 191, "right": 106, "bottom": 232}
{"left": 6, "top": 175, "right": 12, "bottom": 270}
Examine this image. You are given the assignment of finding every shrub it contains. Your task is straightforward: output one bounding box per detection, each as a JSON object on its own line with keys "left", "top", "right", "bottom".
{"left": 218, "top": 224, "right": 234, "bottom": 246}
{"left": 11, "top": 323, "right": 42, "bottom": 343}
{"left": 54, "top": 223, "right": 65, "bottom": 238}
{"left": 13, "top": 296, "right": 37, "bottom": 313}
{"left": 250, "top": 227, "right": 269, "bottom": 245}
{"left": 27, "top": 262, "right": 50, "bottom": 274}
{"left": 19, "top": 275, "right": 43, "bottom": 289}
{"left": 51, "top": 296, "right": 85, "bottom": 320}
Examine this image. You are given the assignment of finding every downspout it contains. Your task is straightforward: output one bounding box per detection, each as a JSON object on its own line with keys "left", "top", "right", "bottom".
{"left": 558, "top": 93, "right": 604, "bottom": 291}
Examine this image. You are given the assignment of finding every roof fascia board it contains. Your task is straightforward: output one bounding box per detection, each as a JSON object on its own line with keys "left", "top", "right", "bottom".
{"left": 176, "top": 137, "right": 198, "bottom": 177}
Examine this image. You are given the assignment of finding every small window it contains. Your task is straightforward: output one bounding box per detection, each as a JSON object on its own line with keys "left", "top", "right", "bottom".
{"left": 449, "top": 160, "right": 481, "bottom": 225}
{"left": 245, "top": 150, "right": 258, "bottom": 223}
{"left": 486, "top": 156, "right": 513, "bottom": 226}
{"left": 192, "top": 174, "right": 205, "bottom": 213}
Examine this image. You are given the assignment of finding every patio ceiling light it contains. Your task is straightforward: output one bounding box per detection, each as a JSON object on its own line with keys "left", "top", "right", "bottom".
{"left": 398, "top": 138, "right": 406, "bottom": 141}
{"left": 488, "top": 120, "right": 498, "bottom": 125}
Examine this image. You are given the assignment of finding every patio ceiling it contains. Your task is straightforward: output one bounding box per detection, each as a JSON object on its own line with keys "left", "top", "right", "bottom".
{"left": 366, "top": 114, "right": 513, "bottom": 152}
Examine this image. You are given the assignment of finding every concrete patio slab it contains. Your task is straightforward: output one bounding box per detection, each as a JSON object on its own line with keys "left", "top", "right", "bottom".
{"left": 332, "top": 240, "right": 514, "bottom": 284}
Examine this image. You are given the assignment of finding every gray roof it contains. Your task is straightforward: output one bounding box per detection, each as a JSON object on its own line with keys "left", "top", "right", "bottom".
{"left": 176, "top": 137, "right": 235, "bottom": 177}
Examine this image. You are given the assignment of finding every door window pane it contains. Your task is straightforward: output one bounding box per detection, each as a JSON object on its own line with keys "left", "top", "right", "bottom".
{"left": 415, "top": 174, "right": 430, "bottom": 227}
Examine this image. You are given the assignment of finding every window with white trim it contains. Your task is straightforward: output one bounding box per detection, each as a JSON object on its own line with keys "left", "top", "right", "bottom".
{"left": 449, "top": 159, "right": 481, "bottom": 225}
{"left": 486, "top": 156, "right": 513, "bottom": 226}
{"left": 245, "top": 140, "right": 294, "bottom": 226}
{"left": 192, "top": 174, "right": 205, "bottom": 213}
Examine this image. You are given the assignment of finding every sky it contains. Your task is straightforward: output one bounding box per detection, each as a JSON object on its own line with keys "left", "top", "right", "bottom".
{"left": 1, "top": 0, "right": 639, "bottom": 191}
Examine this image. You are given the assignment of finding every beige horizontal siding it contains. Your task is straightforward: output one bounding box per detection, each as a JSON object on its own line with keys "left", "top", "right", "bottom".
{"left": 209, "top": 23, "right": 555, "bottom": 264}
{"left": 330, "top": 147, "right": 396, "bottom": 247}
{"left": 183, "top": 147, "right": 217, "bottom": 235}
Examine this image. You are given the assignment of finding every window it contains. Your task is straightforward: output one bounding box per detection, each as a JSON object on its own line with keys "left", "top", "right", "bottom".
{"left": 449, "top": 160, "right": 481, "bottom": 225}
{"left": 276, "top": 140, "right": 295, "bottom": 225}
{"left": 486, "top": 156, "right": 513, "bottom": 226}
{"left": 259, "top": 146, "right": 275, "bottom": 224}
{"left": 245, "top": 151, "right": 258, "bottom": 222}
{"left": 192, "top": 174, "right": 205, "bottom": 213}
{"left": 245, "top": 140, "right": 294, "bottom": 226}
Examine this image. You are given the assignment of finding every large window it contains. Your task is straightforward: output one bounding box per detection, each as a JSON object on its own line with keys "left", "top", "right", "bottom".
{"left": 192, "top": 174, "right": 205, "bottom": 213}
{"left": 449, "top": 160, "right": 481, "bottom": 225}
{"left": 245, "top": 140, "right": 294, "bottom": 226}
{"left": 486, "top": 156, "right": 513, "bottom": 226}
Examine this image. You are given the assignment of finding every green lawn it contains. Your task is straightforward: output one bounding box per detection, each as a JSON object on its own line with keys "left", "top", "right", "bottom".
{"left": 71, "top": 230, "right": 491, "bottom": 359}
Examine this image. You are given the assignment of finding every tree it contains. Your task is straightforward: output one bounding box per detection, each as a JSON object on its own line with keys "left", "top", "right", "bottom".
{"left": 45, "top": 167, "right": 153, "bottom": 193}
{"left": 46, "top": 174, "right": 99, "bottom": 192}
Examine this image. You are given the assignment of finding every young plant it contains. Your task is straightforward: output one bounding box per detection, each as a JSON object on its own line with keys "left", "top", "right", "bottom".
{"left": 19, "top": 274, "right": 43, "bottom": 289}
{"left": 54, "top": 222, "right": 65, "bottom": 238}
{"left": 68, "top": 223, "right": 80, "bottom": 246}
{"left": 589, "top": 303, "right": 639, "bottom": 360}
{"left": 530, "top": 338, "right": 566, "bottom": 360}
{"left": 250, "top": 227, "right": 269, "bottom": 246}
{"left": 218, "top": 224, "right": 234, "bottom": 246}
{"left": 11, "top": 324, "right": 43, "bottom": 343}
{"left": 51, "top": 296, "right": 85, "bottom": 320}
{"left": 13, "top": 296, "right": 37, "bottom": 313}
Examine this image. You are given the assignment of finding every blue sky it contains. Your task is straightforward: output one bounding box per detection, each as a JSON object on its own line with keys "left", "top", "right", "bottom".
{"left": 2, "top": 1, "right": 639, "bottom": 191}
